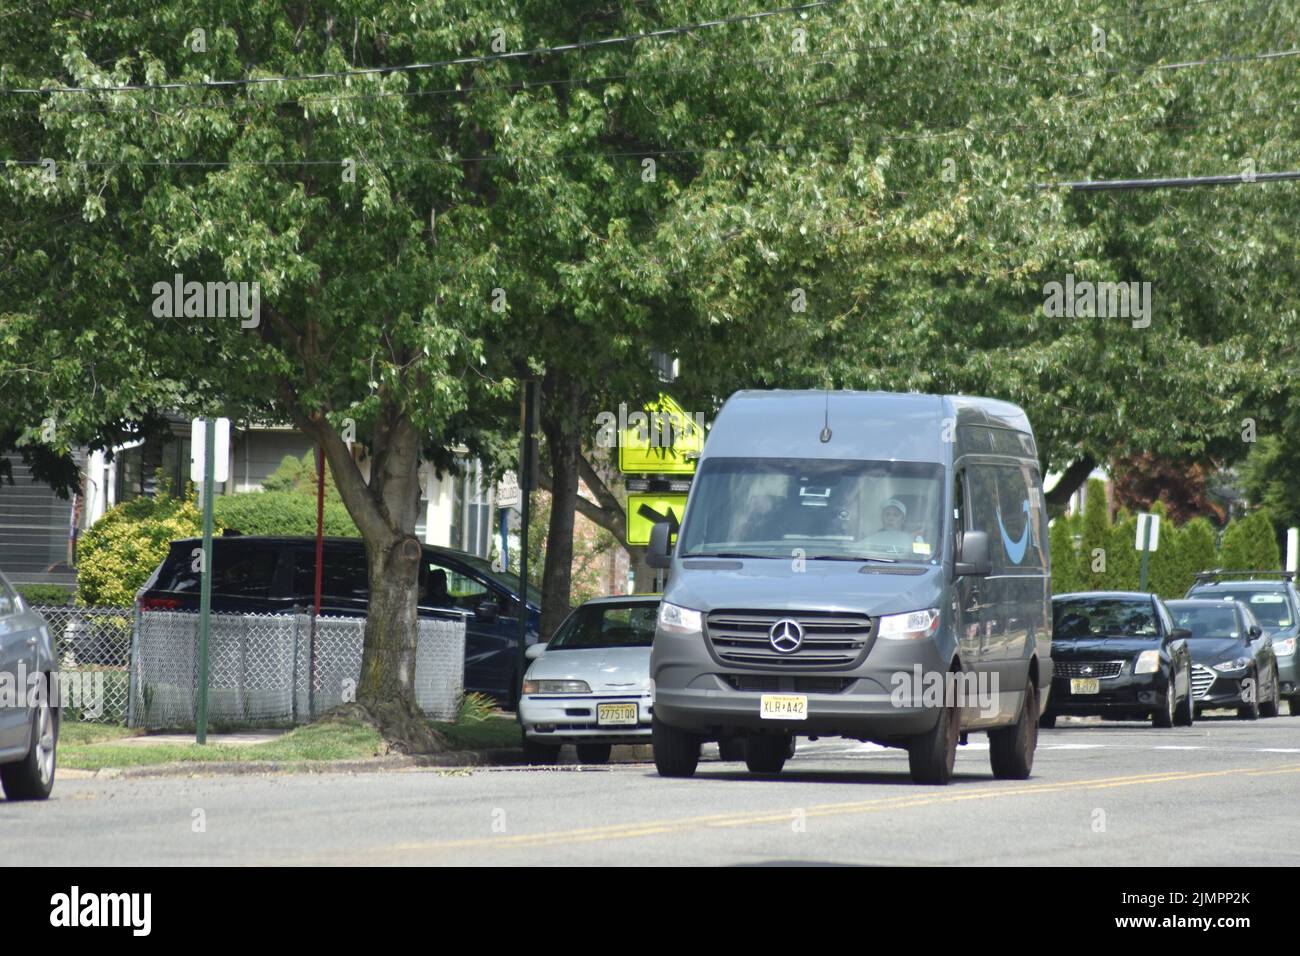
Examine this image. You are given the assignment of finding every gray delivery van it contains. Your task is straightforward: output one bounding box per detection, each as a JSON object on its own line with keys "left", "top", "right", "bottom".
{"left": 646, "top": 390, "right": 1051, "bottom": 784}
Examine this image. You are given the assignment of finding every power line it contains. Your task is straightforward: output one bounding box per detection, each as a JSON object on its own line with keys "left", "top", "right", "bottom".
{"left": 1037, "top": 169, "right": 1300, "bottom": 190}
{"left": 0, "top": 0, "right": 1263, "bottom": 102}
{"left": 4, "top": 101, "right": 1291, "bottom": 170}
{"left": 0, "top": 0, "right": 837, "bottom": 95}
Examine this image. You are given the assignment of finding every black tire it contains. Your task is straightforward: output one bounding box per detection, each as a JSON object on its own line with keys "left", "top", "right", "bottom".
{"left": 743, "top": 735, "right": 790, "bottom": 774}
{"left": 990, "top": 682, "right": 1038, "bottom": 780}
{"left": 0, "top": 697, "right": 56, "bottom": 801}
{"left": 1290, "top": 697, "right": 1300, "bottom": 717}
{"left": 716, "top": 738, "right": 745, "bottom": 762}
{"left": 652, "top": 716, "right": 700, "bottom": 778}
{"left": 1174, "top": 667, "right": 1195, "bottom": 727}
{"left": 908, "top": 704, "right": 959, "bottom": 785}
{"left": 575, "top": 742, "right": 612, "bottom": 765}
{"left": 1260, "top": 666, "right": 1281, "bottom": 719}
{"left": 1238, "top": 670, "right": 1261, "bottom": 720}
{"left": 520, "top": 732, "right": 560, "bottom": 765}
{"left": 1039, "top": 711, "right": 1057, "bottom": 729}
{"left": 1152, "top": 671, "right": 1176, "bottom": 728}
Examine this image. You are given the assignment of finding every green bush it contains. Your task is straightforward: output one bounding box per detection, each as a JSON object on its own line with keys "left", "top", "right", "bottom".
{"left": 17, "top": 583, "right": 74, "bottom": 606}
{"left": 76, "top": 487, "right": 205, "bottom": 607}
{"left": 1106, "top": 512, "right": 1141, "bottom": 591}
{"left": 214, "top": 490, "right": 358, "bottom": 537}
{"left": 1048, "top": 513, "right": 1083, "bottom": 594}
{"left": 1219, "top": 510, "right": 1281, "bottom": 572}
{"left": 1077, "top": 478, "right": 1111, "bottom": 590}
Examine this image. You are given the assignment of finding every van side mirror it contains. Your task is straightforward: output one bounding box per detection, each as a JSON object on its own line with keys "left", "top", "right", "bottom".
{"left": 955, "top": 530, "right": 991, "bottom": 577}
{"left": 646, "top": 521, "right": 673, "bottom": 569}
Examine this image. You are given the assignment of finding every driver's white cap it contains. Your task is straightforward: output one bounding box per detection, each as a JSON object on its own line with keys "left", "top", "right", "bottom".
{"left": 883, "top": 497, "right": 907, "bottom": 516}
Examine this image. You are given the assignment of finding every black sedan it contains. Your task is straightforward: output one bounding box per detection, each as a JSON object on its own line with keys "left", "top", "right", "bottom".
{"left": 1166, "top": 599, "right": 1281, "bottom": 720}
{"left": 1043, "top": 592, "right": 1194, "bottom": 728}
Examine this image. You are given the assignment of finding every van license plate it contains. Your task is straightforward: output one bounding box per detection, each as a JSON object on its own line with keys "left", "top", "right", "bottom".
{"left": 597, "top": 702, "right": 638, "bottom": 726}
{"left": 760, "top": 694, "right": 808, "bottom": 720}
{"left": 1070, "top": 678, "right": 1100, "bottom": 695}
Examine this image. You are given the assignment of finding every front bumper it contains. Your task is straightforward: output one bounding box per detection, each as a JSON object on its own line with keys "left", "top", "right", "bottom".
{"left": 1192, "top": 669, "right": 1255, "bottom": 709}
{"left": 1046, "top": 668, "right": 1172, "bottom": 717}
{"left": 651, "top": 625, "right": 964, "bottom": 744}
{"left": 519, "top": 693, "right": 653, "bottom": 745}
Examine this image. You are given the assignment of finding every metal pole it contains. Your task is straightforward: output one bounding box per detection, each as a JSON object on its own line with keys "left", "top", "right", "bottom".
{"left": 515, "top": 381, "right": 536, "bottom": 705}
{"left": 196, "top": 417, "right": 216, "bottom": 744}
{"left": 311, "top": 445, "right": 325, "bottom": 715}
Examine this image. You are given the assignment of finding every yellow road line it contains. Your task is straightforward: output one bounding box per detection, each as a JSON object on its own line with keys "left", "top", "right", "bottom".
{"left": 356, "top": 762, "right": 1300, "bottom": 858}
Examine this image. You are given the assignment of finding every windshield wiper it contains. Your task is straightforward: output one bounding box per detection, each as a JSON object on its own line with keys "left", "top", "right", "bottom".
{"left": 687, "top": 552, "right": 775, "bottom": 560}
{"left": 805, "top": 555, "right": 898, "bottom": 563}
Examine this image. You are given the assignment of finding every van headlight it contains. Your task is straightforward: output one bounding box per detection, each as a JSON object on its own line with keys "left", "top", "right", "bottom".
{"left": 658, "top": 602, "right": 703, "bottom": 635}
{"left": 1134, "top": 650, "right": 1161, "bottom": 674}
{"left": 877, "top": 608, "right": 941, "bottom": 641}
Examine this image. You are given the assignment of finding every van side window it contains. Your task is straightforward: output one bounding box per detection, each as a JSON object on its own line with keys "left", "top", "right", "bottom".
{"left": 965, "top": 464, "right": 1044, "bottom": 573}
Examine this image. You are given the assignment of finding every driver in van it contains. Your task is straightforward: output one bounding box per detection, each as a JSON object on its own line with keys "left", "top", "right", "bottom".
{"left": 872, "top": 497, "right": 932, "bottom": 556}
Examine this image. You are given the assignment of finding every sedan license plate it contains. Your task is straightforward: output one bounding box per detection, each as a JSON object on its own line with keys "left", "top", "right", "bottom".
{"left": 760, "top": 694, "right": 808, "bottom": 720}
{"left": 1070, "top": 678, "right": 1101, "bottom": 695}
{"left": 597, "top": 702, "right": 638, "bottom": 726}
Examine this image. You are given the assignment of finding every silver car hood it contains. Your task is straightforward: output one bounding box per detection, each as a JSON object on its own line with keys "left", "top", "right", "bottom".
{"left": 525, "top": 646, "right": 652, "bottom": 691}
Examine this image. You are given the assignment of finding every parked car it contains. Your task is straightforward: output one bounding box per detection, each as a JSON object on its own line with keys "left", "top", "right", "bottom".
{"left": 518, "top": 595, "right": 659, "bottom": 764}
{"left": 646, "top": 390, "right": 1051, "bottom": 785}
{"left": 1166, "top": 598, "right": 1281, "bottom": 719}
{"left": 138, "top": 536, "right": 541, "bottom": 704}
{"left": 1043, "top": 592, "right": 1194, "bottom": 728}
{"left": 1184, "top": 571, "right": 1299, "bottom": 715}
{"left": 0, "top": 570, "right": 58, "bottom": 800}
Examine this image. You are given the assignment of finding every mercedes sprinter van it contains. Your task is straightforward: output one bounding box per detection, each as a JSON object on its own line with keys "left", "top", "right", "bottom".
{"left": 646, "top": 390, "right": 1051, "bottom": 784}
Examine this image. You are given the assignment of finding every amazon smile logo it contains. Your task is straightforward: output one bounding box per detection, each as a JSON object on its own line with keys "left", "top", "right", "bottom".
{"left": 996, "top": 499, "right": 1031, "bottom": 565}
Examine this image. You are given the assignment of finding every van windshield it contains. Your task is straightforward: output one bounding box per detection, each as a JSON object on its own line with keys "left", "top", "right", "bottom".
{"left": 677, "top": 457, "right": 944, "bottom": 563}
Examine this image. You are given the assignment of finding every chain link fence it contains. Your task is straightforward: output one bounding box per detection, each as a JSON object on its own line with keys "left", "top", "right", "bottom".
{"left": 128, "top": 611, "right": 465, "bottom": 730}
{"left": 34, "top": 606, "right": 134, "bottom": 724}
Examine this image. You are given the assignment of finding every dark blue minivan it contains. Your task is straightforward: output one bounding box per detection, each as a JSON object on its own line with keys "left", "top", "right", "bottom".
{"left": 138, "top": 536, "right": 541, "bottom": 704}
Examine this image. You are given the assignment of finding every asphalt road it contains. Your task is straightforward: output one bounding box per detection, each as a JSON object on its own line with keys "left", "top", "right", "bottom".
{"left": 6, "top": 713, "right": 1299, "bottom": 866}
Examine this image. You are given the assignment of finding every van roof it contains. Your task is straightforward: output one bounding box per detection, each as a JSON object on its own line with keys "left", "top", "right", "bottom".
{"left": 703, "top": 390, "right": 1032, "bottom": 462}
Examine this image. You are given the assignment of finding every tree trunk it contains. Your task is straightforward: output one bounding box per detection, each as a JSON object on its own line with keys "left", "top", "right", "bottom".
{"left": 540, "top": 372, "right": 583, "bottom": 640}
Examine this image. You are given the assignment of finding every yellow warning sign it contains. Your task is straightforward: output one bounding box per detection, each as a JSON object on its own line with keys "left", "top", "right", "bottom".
{"left": 626, "top": 493, "right": 689, "bottom": 546}
{"left": 615, "top": 395, "right": 705, "bottom": 475}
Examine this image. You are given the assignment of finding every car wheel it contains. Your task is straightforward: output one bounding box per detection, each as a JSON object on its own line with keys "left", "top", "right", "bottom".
{"left": 1290, "top": 697, "right": 1300, "bottom": 717}
{"left": 575, "top": 743, "right": 612, "bottom": 765}
{"left": 990, "top": 682, "right": 1037, "bottom": 780}
{"left": 0, "top": 695, "right": 57, "bottom": 801}
{"left": 520, "top": 731, "right": 560, "bottom": 765}
{"left": 1238, "top": 670, "right": 1261, "bottom": 720}
{"left": 1039, "top": 711, "right": 1057, "bottom": 729}
{"left": 908, "top": 703, "right": 959, "bottom": 785}
{"left": 716, "top": 738, "right": 745, "bottom": 762}
{"left": 1152, "top": 671, "right": 1176, "bottom": 728}
{"left": 652, "top": 716, "right": 700, "bottom": 778}
{"left": 1174, "top": 667, "right": 1195, "bottom": 727}
{"left": 1260, "top": 666, "right": 1281, "bottom": 718}
{"left": 743, "top": 735, "right": 790, "bottom": 774}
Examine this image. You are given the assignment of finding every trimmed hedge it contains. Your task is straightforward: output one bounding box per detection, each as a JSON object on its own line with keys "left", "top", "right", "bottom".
{"left": 214, "top": 490, "right": 357, "bottom": 538}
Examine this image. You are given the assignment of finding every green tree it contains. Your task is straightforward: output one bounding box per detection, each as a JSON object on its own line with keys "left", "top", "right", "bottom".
{"left": 1077, "top": 479, "right": 1111, "bottom": 590}
{"left": 1176, "top": 517, "right": 1219, "bottom": 595}
{"left": 1107, "top": 513, "right": 1141, "bottom": 592}
{"left": 1048, "top": 513, "right": 1082, "bottom": 595}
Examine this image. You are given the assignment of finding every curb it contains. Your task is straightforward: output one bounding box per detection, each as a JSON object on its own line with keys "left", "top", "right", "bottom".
{"left": 85, "top": 748, "right": 525, "bottom": 780}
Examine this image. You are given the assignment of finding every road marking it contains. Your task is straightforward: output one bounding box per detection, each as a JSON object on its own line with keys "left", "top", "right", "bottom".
{"left": 356, "top": 762, "right": 1300, "bottom": 859}
{"left": 1152, "top": 745, "right": 1205, "bottom": 750}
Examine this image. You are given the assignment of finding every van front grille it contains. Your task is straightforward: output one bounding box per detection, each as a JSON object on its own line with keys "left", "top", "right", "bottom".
{"left": 721, "top": 675, "right": 855, "bottom": 694}
{"left": 705, "top": 610, "right": 872, "bottom": 669}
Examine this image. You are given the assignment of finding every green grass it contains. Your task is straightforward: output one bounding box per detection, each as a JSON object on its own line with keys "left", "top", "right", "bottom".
{"left": 431, "top": 713, "right": 520, "bottom": 751}
{"left": 59, "top": 711, "right": 522, "bottom": 771}
{"left": 59, "top": 717, "right": 384, "bottom": 771}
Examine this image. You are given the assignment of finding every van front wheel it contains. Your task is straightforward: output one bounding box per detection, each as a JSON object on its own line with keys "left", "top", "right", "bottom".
{"left": 908, "top": 704, "right": 959, "bottom": 785}
{"left": 989, "top": 682, "right": 1038, "bottom": 780}
{"left": 652, "top": 717, "right": 701, "bottom": 778}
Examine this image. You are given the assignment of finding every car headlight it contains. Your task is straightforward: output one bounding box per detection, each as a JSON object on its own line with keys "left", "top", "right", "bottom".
{"left": 877, "top": 608, "right": 941, "bottom": 641}
{"left": 1134, "top": 650, "right": 1161, "bottom": 674}
{"left": 658, "top": 602, "right": 703, "bottom": 635}
{"left": 1214, "top": 657, "right": 1251, "bottom": 674}
{"left": 521, "top": 679, "right": 591, "bottom": 695}
{"left": 1274, "top": 637, "right": 1296, "bottom": 657}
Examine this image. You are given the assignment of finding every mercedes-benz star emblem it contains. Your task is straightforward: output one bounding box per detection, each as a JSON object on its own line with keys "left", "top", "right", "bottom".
{"left": 769, "top": 618, "right": 804, "bottom": 653}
